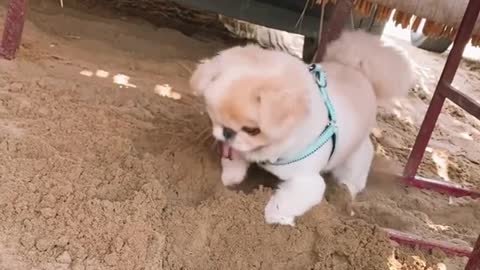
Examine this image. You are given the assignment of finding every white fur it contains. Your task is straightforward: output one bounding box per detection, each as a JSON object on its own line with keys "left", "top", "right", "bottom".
{"left": 323, "top": 31, "right": 415, "bottom": 103}
{"left": 193, "top": 31, "right": 415, "bottom": 225}
{"left": 221, "top": 157, "right": 249, "bottom": 186}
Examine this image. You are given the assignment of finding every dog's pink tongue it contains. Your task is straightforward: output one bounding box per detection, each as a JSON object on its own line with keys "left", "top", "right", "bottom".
{"left": 220, "top": 142, "right": 240, "bottom": 160}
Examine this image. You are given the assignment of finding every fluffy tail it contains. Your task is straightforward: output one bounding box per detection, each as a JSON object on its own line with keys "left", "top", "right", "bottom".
{"left": 324, "top": 30, "right": 415, "bottom": 102}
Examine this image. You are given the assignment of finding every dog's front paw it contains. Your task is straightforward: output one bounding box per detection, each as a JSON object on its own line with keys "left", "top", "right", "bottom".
{"left": 221, "top": 158, "right": 247, "bottom": 186}
{"left": 221, "top": 169, "right": 245, "bottom": 186}
{"left": 264, "top": 198, "right": 295, "bottom": 226}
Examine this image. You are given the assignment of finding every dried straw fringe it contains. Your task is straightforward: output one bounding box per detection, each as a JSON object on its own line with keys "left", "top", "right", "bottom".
{"left": 58, "top": 0, "right": 480, "bottom": 46}
{"left": 317, "top": 0, "right": 480, "bottom": 47}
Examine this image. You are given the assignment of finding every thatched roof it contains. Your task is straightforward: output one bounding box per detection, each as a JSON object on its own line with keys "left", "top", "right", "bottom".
{"left": 317, "top": 0, "right": 480, "bottom": 46}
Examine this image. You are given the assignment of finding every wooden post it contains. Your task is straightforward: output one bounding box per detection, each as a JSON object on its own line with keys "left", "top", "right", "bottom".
{"left": 313, "top": 0, "right": 353, "bottom": 62}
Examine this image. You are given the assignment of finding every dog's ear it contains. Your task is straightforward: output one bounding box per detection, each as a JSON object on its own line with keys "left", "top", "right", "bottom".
{"left": 257, "top": 86, "right": 308, "bottom": 138}
{"left": 189, "top": 58, "right": 221, "bottom": 96}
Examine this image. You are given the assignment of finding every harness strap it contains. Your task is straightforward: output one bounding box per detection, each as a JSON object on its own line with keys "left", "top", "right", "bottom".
{"left": 262, "top": 64, "right": 338, "bottom": 166}
{"left": 312, "top": 64, "right": 337, "bottom": 160}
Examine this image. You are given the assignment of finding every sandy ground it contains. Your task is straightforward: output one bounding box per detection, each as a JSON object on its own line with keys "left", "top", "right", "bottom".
{"left": 0, "top": 1, "right": 479, "bottom": 270}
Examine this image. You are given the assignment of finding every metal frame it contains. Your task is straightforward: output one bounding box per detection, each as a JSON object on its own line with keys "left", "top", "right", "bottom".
{"left": 2, "top": 0, "right": 479, "bottom": 268}
{"left": 316, "top": 0, "right": 480, "bottom": 268}
{"left": 403, "top": 0, "right": 480, "bottom": 200}
{"left": 0, "top": 0, "right": 27, "bottom": 60}
{"left": 466, "top": 234, "right": 480, "bottom": 270}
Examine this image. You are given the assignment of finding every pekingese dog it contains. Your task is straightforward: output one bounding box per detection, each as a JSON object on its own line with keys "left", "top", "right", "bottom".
{"left": 190, "top": 30, "right": 415, "bottom": 226}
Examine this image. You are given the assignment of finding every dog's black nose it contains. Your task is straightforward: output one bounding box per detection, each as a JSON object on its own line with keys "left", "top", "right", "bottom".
{"left": 223, "top": 127, "right": 236, "bottom": 140}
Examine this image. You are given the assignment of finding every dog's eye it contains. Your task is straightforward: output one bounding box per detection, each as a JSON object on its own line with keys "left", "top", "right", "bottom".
{"left": 241, "top": 126, "right": 261, "bottom": 136}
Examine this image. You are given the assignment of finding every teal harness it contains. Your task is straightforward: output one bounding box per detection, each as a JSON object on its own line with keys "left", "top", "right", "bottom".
{"left": 262, "top": 64, "right": 338, "bottom": 166}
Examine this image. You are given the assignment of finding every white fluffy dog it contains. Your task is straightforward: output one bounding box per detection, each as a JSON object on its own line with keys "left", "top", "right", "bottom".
{"left": 190, "top": 30, "right": 415, "bottom": 226}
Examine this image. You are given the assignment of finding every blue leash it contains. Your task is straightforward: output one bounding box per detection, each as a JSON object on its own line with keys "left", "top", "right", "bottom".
{"left": 262, "top": 64, "right": 338, "bottom": 166}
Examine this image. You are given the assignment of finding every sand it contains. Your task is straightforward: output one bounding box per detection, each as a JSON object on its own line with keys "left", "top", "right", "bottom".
{"left": 0, "top": 1, "right": 479, "bottom": 269}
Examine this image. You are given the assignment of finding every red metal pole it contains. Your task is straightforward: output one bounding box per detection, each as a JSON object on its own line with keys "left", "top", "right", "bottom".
{"left": 403, "top": 176, "right": 480, "bottom": 199}
{"left": 384, "top": 228, "right": 473, "bottom": 258}
{"left": 0, "top": 0, "right": 28, "bottom": 60}
{"left": 440, "top": 83, "right": 480, "bottom": 120}
{"left": 465, "top": 234, "right": 480, "bottom": 270}
{"left": 403, "top": 0, "right": 480, "bottom": 179}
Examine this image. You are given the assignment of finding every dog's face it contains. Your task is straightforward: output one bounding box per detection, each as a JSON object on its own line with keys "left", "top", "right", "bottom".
{"left": 190, "top": 46, "right": 310, "bottom": 153}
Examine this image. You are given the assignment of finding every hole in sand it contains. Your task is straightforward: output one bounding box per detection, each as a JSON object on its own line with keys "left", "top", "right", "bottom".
{"left": 230, "top": 165, "right": 279, "bottom": 194}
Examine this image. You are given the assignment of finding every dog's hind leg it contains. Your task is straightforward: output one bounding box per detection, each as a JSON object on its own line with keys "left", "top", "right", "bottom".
{"left": 331, "top": 136, "right": 374, "bottom": 199}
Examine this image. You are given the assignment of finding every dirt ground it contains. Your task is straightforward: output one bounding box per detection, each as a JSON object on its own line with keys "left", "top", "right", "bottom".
{"left": 0, "top": 1, "right": 479, "bottom": 270}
